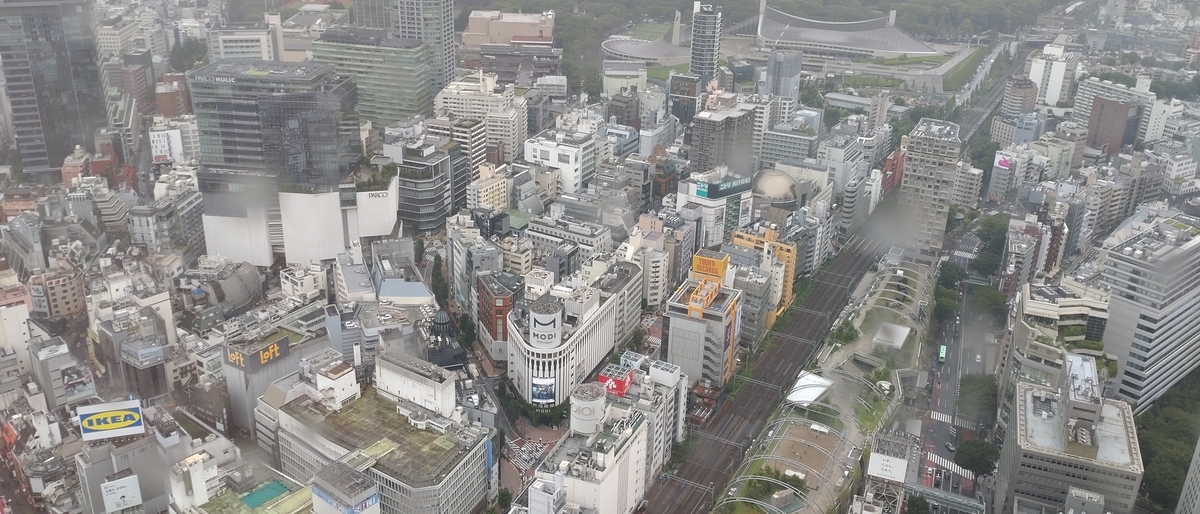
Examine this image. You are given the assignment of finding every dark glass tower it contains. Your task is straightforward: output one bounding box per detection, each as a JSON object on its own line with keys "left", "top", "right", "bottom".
{"left": 187, "top": 59, "right": 359, "bottom": 263}
{"left": 188, "top": 59, "right": 359, "bottom": 187}
{"left": 0, "top": 0, "right": 106, "bottom": 173}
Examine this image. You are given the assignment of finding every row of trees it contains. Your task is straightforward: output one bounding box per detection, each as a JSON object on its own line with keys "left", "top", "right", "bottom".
{"left": 1136, "top": 366, "right": 1200, "bottom": 511}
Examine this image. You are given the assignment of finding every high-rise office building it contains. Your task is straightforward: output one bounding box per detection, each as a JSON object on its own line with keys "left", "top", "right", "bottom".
{"left": 1100, "top": 206, "right": 1200, "bottom": 413}
{"left": 763, "top": 50, "right": 803, "bottom": 103}
{"left": 689, "top": 2, "right": 721, "bottom": 83}
{"left": 0, "top": 0, "right": 106, "bottom": 173}
{"left": 899, "top": 118, "right": 961, "bottom": 257}
{"left": 691, "top": 103, "right": 756, "bottom": 174}
{"left": 1001, "top": 75, "right": 1038, "bottom": 117}
{"left": 393, "top": 0, "right": 455, "bottom": 89}
{"left": 188, "top": 60, "right": 360, "bottom": 266}
{"left": 312, "top": 28, "right": 435, "bottom": 127}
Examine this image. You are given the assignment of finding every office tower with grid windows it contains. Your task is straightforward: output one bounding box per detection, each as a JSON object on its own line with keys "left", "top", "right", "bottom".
{"left": 0, "top": 0, "right": 106, "bottom": 173}
{"left": 899, "top": 118, "right": 961, "bottom": 257}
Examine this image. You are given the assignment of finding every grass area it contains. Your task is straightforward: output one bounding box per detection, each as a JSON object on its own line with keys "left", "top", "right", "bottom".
{"left": 845, "top": 76, "right": 903, "bottom": 88}
{"left": 171, "top": 411, "right": 210, "bottom": 439}
{"left": 620, "top": 22, "right": 672, "bottom": 40}
{"left": 871, "top": 54, "right": 952, "bottom": 67}
{"left": 854, "top": 392, "right": 890, "bottom": 433}
{"left": 647, "top": 63, "right": 690, "bottom": 81}
{"left": 942, "top": 46, "right": 988, "bottom": 92}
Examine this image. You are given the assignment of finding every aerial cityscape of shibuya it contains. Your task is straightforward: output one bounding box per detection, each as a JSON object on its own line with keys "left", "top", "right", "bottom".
{"left": 5, "top": 0, "right": 1200, "bottom": 512}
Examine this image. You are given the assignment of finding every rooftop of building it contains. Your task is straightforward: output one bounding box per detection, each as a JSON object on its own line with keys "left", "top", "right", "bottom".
{"left": 314, "top": 461, "right": 375, "bottom": 499}
{"left": 1016, "top": 382, "right": 1142, "bottom": 473}
{"left": 593, "top": 261, "right": 640, "bottom": 295}
{"left": 468, "top": 10, "right": 553, "bottom": 22}
{"left": 280, "top": 388, "right": 487, "bottom": 486}
{"left": 200, "top": 465, "right": 311, "bottom": 514}
{"left": 316, "top": 27, "right": 424, "bottom": 48}
{"left": 190, "top": 59, "right": 335, "bottom": 82}
{"left": 666, "top": 278, "right": 740, "bottom": 313}
{"left": 1101, "top": 203, "right": 1200, "bottom": 263}
{"left": 539, "top": 400, "right": 645, "bottom": 481}
{"left": 602, "top": 60, "right": 646, "bottom": 73}
{"left": 910, "top": 118, "right": 961, "bottom": 143}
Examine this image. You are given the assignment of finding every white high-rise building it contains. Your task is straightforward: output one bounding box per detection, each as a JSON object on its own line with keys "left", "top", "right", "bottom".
{"left": 1071, "top": 75, "right": 1156, "bottom": 128}
{"left": 435, "top": 73, "right": 528, "bottom": 163}
{"left": 1024, "top": 44, "right": 1082, "bottom": 107}
{"left": 689, "top": 2, "right": 721, "bottom": 82}
{"left": 1099, "top": 204, "right": 1200, "bottom": 412}
{"left": 1180, "top": 430, "right": 1200, "bottom": 514}
{"left": 507, "top": 284, "right": 617, "bottom": 407}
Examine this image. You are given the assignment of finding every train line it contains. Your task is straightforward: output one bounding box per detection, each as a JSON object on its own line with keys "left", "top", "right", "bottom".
{"left": 645, "top": 237, "right": 885, "bottom": 513}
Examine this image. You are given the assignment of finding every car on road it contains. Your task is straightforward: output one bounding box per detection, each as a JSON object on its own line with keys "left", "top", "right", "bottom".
{"left": 729, "top": 487, "right": 738, "bottom": 496}
{"left": 946, "top": 442, "right": 957, "bottom": 452}
{"left": 976, "top": 355, "right": 982, "bottom": 363}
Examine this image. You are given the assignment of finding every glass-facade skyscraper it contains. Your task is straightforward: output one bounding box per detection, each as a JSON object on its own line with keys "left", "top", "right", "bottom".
{"left": 187, "top": 59, "right": 359, "bottom": 265}
{"left": 312, "top": 28, "right": 435, "bottom": 127}
{"left": 0, "top": 0, "right": 106, "bottom": 173}
{"left": 188, "top": 59, "right": 359, "bottom": 188}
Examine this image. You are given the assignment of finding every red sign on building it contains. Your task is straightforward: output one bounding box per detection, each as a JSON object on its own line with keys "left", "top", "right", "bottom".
{"left": 598, "top": 367, "right": 633, "bottom": 396}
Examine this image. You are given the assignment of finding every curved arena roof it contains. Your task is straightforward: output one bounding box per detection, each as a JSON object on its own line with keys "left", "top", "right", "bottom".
{"left": 601, "top": 37, "right": 690, "bottom": 66}
{"left": 758, "top": 8, "right": 938, "bottom": 57}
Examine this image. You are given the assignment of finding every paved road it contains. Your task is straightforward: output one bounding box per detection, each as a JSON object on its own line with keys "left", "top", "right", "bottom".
{"left": 959, "top": 49, "right": 1032, "bottom": 142}
{"left": 644, "top": 237, "right": 885, "bottom": 513}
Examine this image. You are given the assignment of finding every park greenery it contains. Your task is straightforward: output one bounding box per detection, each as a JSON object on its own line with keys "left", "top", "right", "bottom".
{"left": 831, "top": 320, "right": 860, "bottom": 344}
{"left": 956, "top": 374, "right": 997, "bottom": 420}
{"left": 942, "top": 46, "right": 988, "bottom": 92}
{"left": 953, "top": 439, "right": 1000, "bottom": 476}
{"left": 744, "top": 465, "right": 807, "bottom": 500}
{"left": 939, "top": 262, "right": 967, "bottom": 289}
{"left": 1136, "top": 366, "right": 1200, "bottom": 511}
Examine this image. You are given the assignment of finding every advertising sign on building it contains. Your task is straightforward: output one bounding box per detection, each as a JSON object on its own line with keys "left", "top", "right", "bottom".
{"left": 531, "top": 377, "right": 556, "bottom": 405}
{"left": 78, "top": 400, "right": 144, "bottom": 442}
{"left": 223, "top": 337, "right": 291, "bottom": 374}
{"left": 101, "top": 475, "right": 143, "bottom": 512}
{"left": 598, "top": 366, "right": 633, "bottom": 397}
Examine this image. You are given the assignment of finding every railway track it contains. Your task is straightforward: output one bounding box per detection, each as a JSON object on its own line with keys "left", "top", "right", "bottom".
{"left": 646, "top": 238, "right": 885, "bottom": 513}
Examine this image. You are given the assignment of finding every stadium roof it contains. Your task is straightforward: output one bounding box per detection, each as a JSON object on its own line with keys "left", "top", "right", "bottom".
{"left": 758, "top": 8, "right": 938, "bottom": 57}
{"left": 601, "top": 36, "right": 690, "bottom": 66}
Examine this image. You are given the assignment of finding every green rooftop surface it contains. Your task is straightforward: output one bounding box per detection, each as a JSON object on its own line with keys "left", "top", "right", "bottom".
{"left": 203, "top": 485, "right": 311, "bottom": 514}
{"left": 282, "top": 388, "right": 475, "bottom": 487}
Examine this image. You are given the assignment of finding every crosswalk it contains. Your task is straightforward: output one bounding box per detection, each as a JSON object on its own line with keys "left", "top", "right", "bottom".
{"left": 927, "top": 451, "right": 976, "bottom": 481}
{"left": 953, "top": 250, "right": 977, "bottom": 259}
{"left": 930, "top": 410, "right": 977, "bottom": 430}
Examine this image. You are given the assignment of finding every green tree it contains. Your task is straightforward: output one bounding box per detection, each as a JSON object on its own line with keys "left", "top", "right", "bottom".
{"left": 497, "top": 488, "right": 512, "bottom": 511}
{"left": 907, "top": 495, "right": 930, "bottom": 514}
{"left": 431, "top": 254, "right": 449, "bottom": 308}
{"left": 6, "top": 149, "right": 24, "bottom": 184}
{"left": 169, "top": 37, "right": 208, "bottom": 72}
{"left": 939, "top": 262, "right": 967, "bottom": 289}
{"left": 970, "top": 287, "right": 1007, "bottom": 325}
{"left": 953, "top": 440, "right": 1000, "bottom": 476}
{"left": 414, "top": 238, "right": 425, "bottom": 264}
{"left": 457, "top": 313, "right": 476, "bottom": 348}
{"left": 831, "top": 320, "right": 860, "bottom": 343}
{"left": 957, "top": 374, "right": 998, "bottom": 420}
{"left": 934, "top": 286, "right": 961, "bottom": 322}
